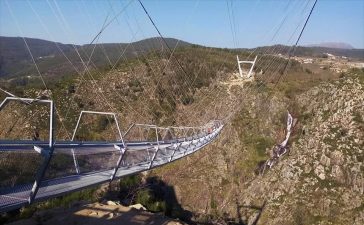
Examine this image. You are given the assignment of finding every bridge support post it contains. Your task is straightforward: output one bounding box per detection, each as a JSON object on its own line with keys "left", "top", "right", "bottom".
{"left": 191, "top": 128, "right": 199, "bottom": 149}
{"left": 110, "top": 115, "right": 127, "bottom": 181}
{"left": 0, "top": 97, "right": 56, "bottom": 204}
{"left": 169, "top": 142, "right": 181, "bottom": 162}
{"left": 111, "top": 144, "right": 127, "bottom": 181}
{"left": 183, "top": 128, "right": 195, "bottom": 156}
{"left": 71, "top": 149, "right": 80, "bottom": 174}
{"left": 148, "top": 127, "right": 160, "bottom": 169}
{"left": 149, "top": 146, "right": 159, "bottom": 169}
{"left": 196, "top": 128, "right": 204, "bottom": 144}
{"left": 237, "top": 55, "right": 257, "bottom": 79}
{"left": 71, "top": 111, "right": 126, "bottom": 179}
{"left": 28, "top": 100, "right": 55, "bottom": 204}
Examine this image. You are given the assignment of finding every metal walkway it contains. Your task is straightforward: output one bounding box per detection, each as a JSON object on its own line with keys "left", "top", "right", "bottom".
{"left": 0, "top": 97, "right": 223, "bottom": 212}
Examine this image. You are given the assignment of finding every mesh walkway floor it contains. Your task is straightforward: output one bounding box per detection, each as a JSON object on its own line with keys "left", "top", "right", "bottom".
{"left": 0, "top": 126, "right": 222, "bottom": 212}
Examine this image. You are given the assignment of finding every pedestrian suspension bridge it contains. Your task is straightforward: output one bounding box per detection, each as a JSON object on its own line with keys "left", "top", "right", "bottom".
{"left": 0, "top": 97, "right": 223, "bottom": 212}
{"left": 0, "top": 0, "right": 318, "bottom": 213}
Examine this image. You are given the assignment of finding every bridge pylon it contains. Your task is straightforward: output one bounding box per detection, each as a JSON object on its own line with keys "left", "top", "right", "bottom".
{"left": 237, "top": 55, "right": 257, "bottom": 79}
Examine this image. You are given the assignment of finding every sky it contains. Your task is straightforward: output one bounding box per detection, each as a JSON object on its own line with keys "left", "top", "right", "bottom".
{"left": 0, "top": 0, "right": 363, "bottom": 49}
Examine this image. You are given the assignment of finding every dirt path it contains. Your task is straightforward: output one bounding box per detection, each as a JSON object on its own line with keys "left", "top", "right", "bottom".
{"left": 219, "top": 73, "right": 253, "bottom": 99}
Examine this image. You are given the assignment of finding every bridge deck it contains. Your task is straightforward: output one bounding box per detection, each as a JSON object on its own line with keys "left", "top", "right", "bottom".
{"left": 0, "top": 126, "right": 222, "bottom": 212}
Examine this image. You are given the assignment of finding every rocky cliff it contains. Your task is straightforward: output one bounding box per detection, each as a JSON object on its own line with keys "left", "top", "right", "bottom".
{"left": 152, "top": 71, "right": 364, "bottom": 225}
{"left": 1, "top": 44, "right": 363, "bottom": 224}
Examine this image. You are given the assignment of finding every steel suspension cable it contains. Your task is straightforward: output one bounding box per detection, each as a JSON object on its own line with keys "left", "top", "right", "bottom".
{"left": 44, "top": 0, "right": 144, "bottom": 139}
{"left": 223, "top": 0, "right": 318, "bottom": 123}
{"left": 137, "top": 0, "right": 195, "bottom": 90}
{"left": 188, "top": 0, "right": 301, "bottom": 119}
{"left": 273, "top": 0, "right": 318, "bottom": 86}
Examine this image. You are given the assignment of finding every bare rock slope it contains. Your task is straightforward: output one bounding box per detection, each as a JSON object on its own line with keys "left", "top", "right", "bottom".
{"left": 153, "top": 72, "right": 364, "bottom": 225}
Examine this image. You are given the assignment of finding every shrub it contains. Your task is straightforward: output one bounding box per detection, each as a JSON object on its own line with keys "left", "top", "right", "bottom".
{"left": 181, "top": 95, "right": 194, "bottom": 105}
{"left": 353, "top": 111, "right": 363, "bottom": 123}
{"left": 136, "top": 189, "right": 166, "bottom": 213}
{"left": 120, "top": 175, "right": 142, "bottom": 189}
{"left": 96, "top": 116, "right": 114, "bottom": 131}
{"left": 305, "top": 68, "right": 312, "bottom": 74}
{"left": 128, "top": 79, "right": 141, "bottom": 88}
{"left": 68, "top": 85, "right": 76, "bottom": 94}
{"left": 254, "top": 137, "right": 274, "bottom": 157}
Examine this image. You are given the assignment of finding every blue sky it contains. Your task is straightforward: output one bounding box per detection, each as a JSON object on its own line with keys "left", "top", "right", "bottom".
{"left": 1, "top": 0, "right": 363, "bottom": 48}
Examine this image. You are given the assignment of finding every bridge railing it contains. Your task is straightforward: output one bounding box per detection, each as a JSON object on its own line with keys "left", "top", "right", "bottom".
{"left": 0, "top": 96, "right": 224, "bottom": 212}
{"left": 0, "top": 96, "right": 55, "bottom": 204}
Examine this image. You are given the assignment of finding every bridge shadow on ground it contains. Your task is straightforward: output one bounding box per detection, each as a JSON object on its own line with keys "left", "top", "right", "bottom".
{"left": 196, "top": 201, "right": 266, "bottom": 225}
{"left": 120, "top": 176, "right": 266, "bottom": 225}
{"left": 85, "top": 176, "right": 266, "bottom": 225}
{"left": 234, "top": 200, "right": 266, "bottom": 225}
{"left": 4, "top": 176, "right": 266, "bottom": 225}
{"left": 118, "top": 176, "right": 195, "bottom": 223}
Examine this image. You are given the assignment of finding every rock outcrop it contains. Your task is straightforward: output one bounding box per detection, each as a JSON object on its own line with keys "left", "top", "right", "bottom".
{"left": 7, "top": 202, "right": 186, "bottom": 225}
{"left": 153, "top": 73, "right": 364, "bottom": 225}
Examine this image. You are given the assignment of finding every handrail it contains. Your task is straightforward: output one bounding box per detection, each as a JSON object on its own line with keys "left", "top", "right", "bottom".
{"left": 0, "top": 98, "right": 224, "bottom": 212}
{"left": 0, "top": 124, "right": 224, "bottom": 212}
{"left": 0, "top": 96, "right": 55, "bottom": 204}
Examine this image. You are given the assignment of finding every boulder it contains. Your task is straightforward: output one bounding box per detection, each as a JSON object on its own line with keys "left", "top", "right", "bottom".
{"left": 330, "top": 165, "right": 345, "bottom": 184}
{"left": 314, "top": 165, "right": 326, "bottom": 180}
{"left": 320, "top": 154, "right": 331, "bottom": 167}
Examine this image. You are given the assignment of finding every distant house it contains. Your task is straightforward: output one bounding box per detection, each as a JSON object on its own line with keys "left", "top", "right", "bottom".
{"left": 324, "top": 53, "right": 336, "bottom": 60}
{"left": 303, "top": 58, "right": 313, "bottom": 64}
{"left": 349, "top": 62, "right": 364, "bottom": 68}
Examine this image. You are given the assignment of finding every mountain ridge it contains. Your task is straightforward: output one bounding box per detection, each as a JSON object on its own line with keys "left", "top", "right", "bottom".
{"left": 305, "top": 42, "right": 355, "bottom": 49}
{"left": 0, "top": 36, "right": 192, "bottom": 78}
{"left": 0, "top": 36, "right": 363, "bottom": 81}
{"left": 0, "top": 38, "right": 363, "bottom": 224}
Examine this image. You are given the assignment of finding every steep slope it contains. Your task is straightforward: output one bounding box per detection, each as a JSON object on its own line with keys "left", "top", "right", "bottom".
{"left": 254, "top": 45, "right": 364, "bottom": 59}
{"left": 1, "top": 43, "right": 363, "bottom": 224}
{"left": 0, "top": 36, "right": 75, "bottom": 77}
{"left": 235, "top": 74, "right": 364, "bottom": 225}
{"left": 306, "top": 42, "right": 354, "bottom": 49}
{"left": 0, "top": 36, "right": 191, "bottom": 80}
{"left": 151, "top": 71, "right": 364, "bottom": 224}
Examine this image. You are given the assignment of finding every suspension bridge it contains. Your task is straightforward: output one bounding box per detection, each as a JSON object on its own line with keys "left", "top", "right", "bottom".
{"left": 0, "top": 0, "right": 318, "bottom": 214}
{"left": 0, "top": 97, "right": 223, "bottom": 212}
